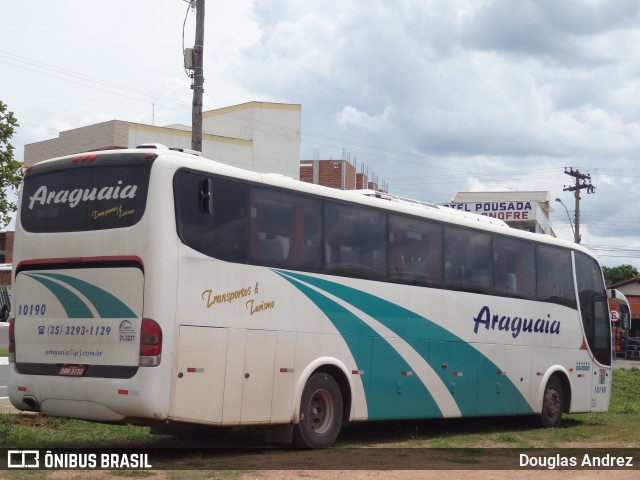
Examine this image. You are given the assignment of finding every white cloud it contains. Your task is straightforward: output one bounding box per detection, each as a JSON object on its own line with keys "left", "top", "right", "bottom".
{"left": 3, "top": 0, "right": 640, "bottom": 266}
{"left": 336, "top": 106, "right": 392, "bottom": 132}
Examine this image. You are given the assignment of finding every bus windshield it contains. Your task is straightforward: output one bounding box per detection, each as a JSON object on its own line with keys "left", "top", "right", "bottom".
{"left": 21, "top": 152, "right": 155, "bottom": 233}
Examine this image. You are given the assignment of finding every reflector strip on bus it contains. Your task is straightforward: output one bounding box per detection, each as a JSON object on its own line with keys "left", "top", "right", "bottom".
{"left": 279, "top": 368, "right": 294, "bottom": 373}
{"left": 351, "top": 370, "right": 364, "bottom": 375}
{"left": 117, "top": 390, "right": 140, "bottom": 396}
{"left": 71, "top": 154, "right": 97, "bottom": 163}
{"left": 186, "top": 368, "right": 205, "bottom": 373}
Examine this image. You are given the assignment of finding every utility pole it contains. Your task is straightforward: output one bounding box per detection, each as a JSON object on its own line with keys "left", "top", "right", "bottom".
{"left": 562, "top": 168, "right": 595, "bottom": 243}
{"left": 191, "top": 0, "right": 205, "bottom": 152}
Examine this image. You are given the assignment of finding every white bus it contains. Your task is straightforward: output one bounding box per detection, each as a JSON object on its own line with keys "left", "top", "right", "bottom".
{"left": 9, "top": 146, "right": 611, "bottom": 448}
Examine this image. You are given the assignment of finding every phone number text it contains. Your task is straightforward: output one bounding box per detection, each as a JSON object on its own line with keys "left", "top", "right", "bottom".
{"left": 40, "top": 325, "right": 112, "bottom": 336}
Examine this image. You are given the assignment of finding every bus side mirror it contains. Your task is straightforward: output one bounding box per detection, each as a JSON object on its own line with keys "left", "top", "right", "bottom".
{"left": 199, "top": 178, "right": 214, "bottom": 215}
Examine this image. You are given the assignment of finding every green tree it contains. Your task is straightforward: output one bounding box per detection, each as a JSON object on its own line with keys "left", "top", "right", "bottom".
{"left": 602, "top": 264, "right": 640, "bottom": 286}
{"left": 0, "top": 101, "right": 23, "bottom": 228}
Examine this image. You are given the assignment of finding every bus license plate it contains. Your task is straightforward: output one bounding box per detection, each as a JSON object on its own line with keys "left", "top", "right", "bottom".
{"left": 59, "top": 365, "right": 86, "bottom": 376}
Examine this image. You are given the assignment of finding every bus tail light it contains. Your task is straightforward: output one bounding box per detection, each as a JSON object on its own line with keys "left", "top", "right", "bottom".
{"left": 139, "top": 318, "right": 162, "bottom": 367}
{"left": 8, "top": 318, "right": 15, "bottom": 363}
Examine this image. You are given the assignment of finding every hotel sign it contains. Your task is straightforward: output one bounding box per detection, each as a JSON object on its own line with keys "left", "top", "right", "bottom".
{"left": 441, "top": 201, "right": 533, "bottom": 221}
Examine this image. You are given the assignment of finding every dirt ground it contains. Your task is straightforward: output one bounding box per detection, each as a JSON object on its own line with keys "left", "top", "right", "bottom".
{"left": 4, "top": 441, "right": 636, "bottom": 480}
{"left": 3, "top": 358, "right": 638, "bottom": 479}
{"left": 31, "top": 466, "right": 637, "bottom": 480}
{"left": 241, "top": 471, "right": 632, "bottom": 480}
{"left": 2, "top": 412, "right": 638, "bottom": 479}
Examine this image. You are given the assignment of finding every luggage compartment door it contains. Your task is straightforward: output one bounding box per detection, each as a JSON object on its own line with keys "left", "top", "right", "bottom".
{"left": 172, "top": 326, "right": 228, "bottom": 423}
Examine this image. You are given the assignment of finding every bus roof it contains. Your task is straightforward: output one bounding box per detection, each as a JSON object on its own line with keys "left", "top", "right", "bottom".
{"left": 31, "top": 145, "right": 599, "bottom": 262}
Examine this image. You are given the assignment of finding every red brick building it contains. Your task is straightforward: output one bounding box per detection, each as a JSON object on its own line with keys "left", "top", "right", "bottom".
{"left": 300, "top": 159, "right": 385, "bottom": 192}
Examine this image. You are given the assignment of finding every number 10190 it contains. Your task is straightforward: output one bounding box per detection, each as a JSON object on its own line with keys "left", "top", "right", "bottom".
{"left": 18, "top": 304, "right": 47, "bottom": 316}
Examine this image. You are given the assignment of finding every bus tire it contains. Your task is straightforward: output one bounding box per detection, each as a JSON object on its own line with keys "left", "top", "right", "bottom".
{"left": 540, "top": 376, "right": 563, "bottom": 428}
{"left": 293, "top": 372, "right": 343, "bottom": 448}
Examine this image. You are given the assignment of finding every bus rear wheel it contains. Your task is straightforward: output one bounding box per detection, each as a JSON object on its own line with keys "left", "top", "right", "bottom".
{"left": 540, "top": 376, "right": 564, "bottom": 428}
{"left": 293, "top": 372, "right": 343, "bottom": 448}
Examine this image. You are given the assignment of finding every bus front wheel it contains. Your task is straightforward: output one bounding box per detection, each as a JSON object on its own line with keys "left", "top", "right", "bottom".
{"left": 293, "top": 372, "right": 343, "bottom": 448}
{"left": 540, "top": 376, "right": 564, "bottom": 428}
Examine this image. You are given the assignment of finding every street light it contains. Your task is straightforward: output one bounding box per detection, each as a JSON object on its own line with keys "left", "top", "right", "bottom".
{"left": 555, "top": 198, "right": 577, "bottom": 243}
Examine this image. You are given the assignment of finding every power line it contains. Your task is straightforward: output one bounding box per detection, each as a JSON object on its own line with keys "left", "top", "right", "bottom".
{"left": 0, "top": 50, "right": 625, "bottom": 182}
{"left": 0, "top": 51, "right": 189, "bottom": 108}
{"left": 4, "top": 49, "right": 640, "bottom": 200}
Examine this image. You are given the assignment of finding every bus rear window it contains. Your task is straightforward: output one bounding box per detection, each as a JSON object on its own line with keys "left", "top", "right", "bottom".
{"left": 21, "top": 153, "right": 154, "bottom": 233}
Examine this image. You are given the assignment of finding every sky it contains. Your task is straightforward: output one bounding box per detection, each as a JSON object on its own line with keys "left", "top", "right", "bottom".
{"left": 2, "top": 0, "right": 640, "bottom": 269}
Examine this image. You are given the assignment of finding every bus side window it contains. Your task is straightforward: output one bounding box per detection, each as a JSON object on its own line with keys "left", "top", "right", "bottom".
{"left": 324, "top": 202, "right": 386, "bottom": 281}
{"left": 536, "top": 245, "right": 576, "bottom": 309}
{"left": 493, "top": 236, "right": 536, "bottom": 298}
{"left": 174, "top": 171, "right": 248, "bottom": 262}
{"left": 250, "top": 187, "right": 322, "bottom": 269}
{"left": 175, "top": 171, "right": 217, "bottom": 255}
{"left": 211, "top": 179, "right": 248, "bottom": 262}
{"left": 575, "top": 252, "right": 610, "bottom": 366}
{"left": 444, "top": 226, "right": 491, "bottom": 292}
{"left": 388, "top": 214, "right": 442, "bottom": 287}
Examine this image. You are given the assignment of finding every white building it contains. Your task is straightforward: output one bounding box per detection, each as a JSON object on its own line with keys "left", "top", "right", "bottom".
{"left": 24, "top": 101, "right": 301, "bottom": 179}
{"left": 441, "top": 191, "right": 553, "bottom": 235}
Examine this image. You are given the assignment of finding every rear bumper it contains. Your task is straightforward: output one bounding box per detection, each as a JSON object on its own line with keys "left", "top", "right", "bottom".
{"left": 8, "top": 369, "right": 167, "bottom": 422}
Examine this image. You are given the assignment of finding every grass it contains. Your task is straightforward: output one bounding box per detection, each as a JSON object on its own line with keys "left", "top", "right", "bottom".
{"left": 0, "top": 414, "right": 154, "bottom": 448}
{"left": 1, "top": 368, "right": 639, "bottom": 454}
{"left": 0, "top": 348, "right": 8, "bottom": 357}
{"left": 336, "top": 367, "right": 640, "bottom": 448}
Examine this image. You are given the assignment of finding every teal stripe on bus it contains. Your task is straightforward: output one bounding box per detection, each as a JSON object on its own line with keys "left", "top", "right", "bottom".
{"left": 31, "top": 272, "right": 136, "bottom": 318}
{"left": 25, "top": 274, "right": 93, "bottom": 319}
{"left": 276, "top": 270, "right": 533, "bottom": 416}
{"left": 275, "top": 270, "right": 442, "bottom": 420}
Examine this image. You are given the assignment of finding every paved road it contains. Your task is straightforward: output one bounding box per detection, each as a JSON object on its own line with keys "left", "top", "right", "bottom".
{"left": 0, "top": 322, "right": 7, "bottom": 350}
{"left": 0, "top": 359, "right": 7, "bottom": 398}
